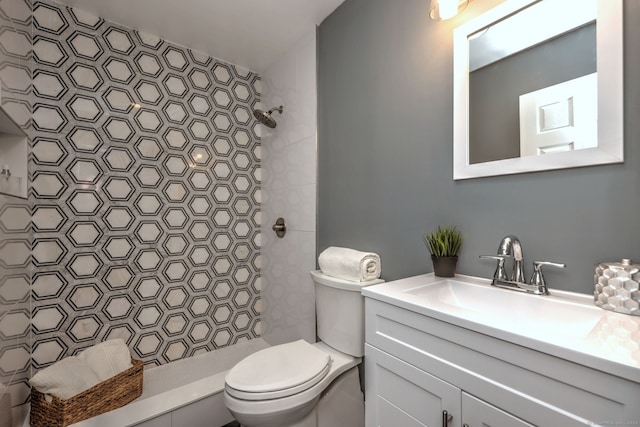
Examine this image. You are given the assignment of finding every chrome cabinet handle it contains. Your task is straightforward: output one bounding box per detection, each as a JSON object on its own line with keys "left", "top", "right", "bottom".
{"left": 442, "top": 410, "right": 453, "bottom": 427}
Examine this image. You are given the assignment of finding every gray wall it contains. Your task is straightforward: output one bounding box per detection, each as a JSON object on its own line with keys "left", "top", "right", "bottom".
{"left": 317, "top": 0, "right": 640, "bottom": 294}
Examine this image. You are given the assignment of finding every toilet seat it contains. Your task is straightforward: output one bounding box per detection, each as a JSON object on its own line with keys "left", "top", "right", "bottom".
{"left": 225, "top": 339, "right": 332, "bottom": 401}
{"left": 224, "top": 342, "right": 362, "bottom": 427}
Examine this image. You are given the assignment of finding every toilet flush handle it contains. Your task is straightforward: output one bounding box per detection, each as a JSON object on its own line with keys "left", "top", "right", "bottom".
{"left": 272, "top": 217, "right": 286, "bottom": 238}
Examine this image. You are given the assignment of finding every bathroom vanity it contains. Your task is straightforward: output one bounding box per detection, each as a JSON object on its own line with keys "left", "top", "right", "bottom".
{"left": 363, "top": 274, "right": 640, "bottom": 427}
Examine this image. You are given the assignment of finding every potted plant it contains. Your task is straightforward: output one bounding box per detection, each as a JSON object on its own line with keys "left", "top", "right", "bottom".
{"left": 424, "top": 226, "right": 463, "bottom": 277}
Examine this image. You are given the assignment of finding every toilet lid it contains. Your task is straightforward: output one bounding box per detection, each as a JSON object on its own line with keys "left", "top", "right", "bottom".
{"left": 225, "top": 339, "right": 331, "bottom": 399}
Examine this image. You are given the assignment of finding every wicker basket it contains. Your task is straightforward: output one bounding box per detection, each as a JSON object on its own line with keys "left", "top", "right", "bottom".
{"left": 30, "top": 359, "right": 144, "bottom": 427}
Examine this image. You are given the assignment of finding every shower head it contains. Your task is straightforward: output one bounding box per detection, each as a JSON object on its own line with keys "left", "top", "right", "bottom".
{"left": 253, "top": 105, "right": 283, "bottom": 128}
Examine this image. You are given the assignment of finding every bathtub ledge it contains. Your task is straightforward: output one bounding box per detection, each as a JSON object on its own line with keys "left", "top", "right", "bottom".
{"left": 67, "top": 338, "right": 270, "bottom": 427}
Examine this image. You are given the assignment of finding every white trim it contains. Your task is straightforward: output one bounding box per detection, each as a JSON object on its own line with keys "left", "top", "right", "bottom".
{"left": 453, "top": 0, "right": 624, "bottom": 180}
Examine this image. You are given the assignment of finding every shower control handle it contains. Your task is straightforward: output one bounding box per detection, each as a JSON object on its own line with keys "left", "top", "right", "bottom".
{"left": 272, "top": 218, "right": 286, "bottom": 238}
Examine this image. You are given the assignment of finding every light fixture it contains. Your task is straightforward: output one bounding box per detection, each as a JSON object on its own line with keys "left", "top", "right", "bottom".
{"left": 429, "top": 0, "right": 471, "bottom": 20}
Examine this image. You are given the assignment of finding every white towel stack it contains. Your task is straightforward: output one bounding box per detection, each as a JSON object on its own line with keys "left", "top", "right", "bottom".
{"left": 318, "top": 246, "right": 381, "bottom": 282}
{"left": 29, "top": 339, "right": 132, "bottom": 400}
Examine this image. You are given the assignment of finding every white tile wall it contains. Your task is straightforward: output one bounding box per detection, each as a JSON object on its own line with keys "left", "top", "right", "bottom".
{"left": 260, "top": 29, "right": 318, "bottom": 345}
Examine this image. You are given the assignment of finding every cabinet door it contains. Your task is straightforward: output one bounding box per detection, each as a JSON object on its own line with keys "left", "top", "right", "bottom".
{"left": 365, "top": 344, "right": 460, "bottom": 427}
{"left": 461, "top": 393, "right": 534, "bottom": 427}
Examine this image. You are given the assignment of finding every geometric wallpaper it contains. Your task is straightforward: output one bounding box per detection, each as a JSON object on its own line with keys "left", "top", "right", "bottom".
{"left": 5, "top": 0, "right": 262, "bottom": 394}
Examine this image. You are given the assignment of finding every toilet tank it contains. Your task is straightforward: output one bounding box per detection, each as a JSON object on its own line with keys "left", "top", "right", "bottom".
{"left": 310, "top": 270, "right": 384, "bottom": 357}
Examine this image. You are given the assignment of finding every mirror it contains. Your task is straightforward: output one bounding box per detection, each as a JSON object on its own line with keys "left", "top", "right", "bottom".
{"left": 453, "top": 0, "right": 623, "bottom": 180}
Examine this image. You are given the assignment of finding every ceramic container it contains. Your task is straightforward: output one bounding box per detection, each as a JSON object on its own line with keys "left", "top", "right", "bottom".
{"left": 594, "top": 259, "right": 640, "bottom": 316}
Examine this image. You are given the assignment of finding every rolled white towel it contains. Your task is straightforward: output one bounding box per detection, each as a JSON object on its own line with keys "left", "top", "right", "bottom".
{"left": 78, "top": 339, "right": 132, "bottom": 382}
{"left": 29, "top": 356, "right": 101, "bottom": 400}
{"left": 318, "top": 246, "right": 381, "bottom": 282}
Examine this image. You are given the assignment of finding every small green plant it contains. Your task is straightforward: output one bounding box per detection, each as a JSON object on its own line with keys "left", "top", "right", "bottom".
{"left": 424, "top": 226, "right": 463, "bottom": 257}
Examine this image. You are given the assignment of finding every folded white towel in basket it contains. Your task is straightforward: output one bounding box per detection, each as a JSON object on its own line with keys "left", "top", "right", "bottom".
{"left": 29, "top": 356, "right": 101, "bottom": 400}
{"left": 318, "top": 246, "right": 381, "bottom": 282}
{"left": 78, "top": 338, "right": 132, "bottom": 382}
{"left": 29, "top": 339, "right": 132, "bottom": 400}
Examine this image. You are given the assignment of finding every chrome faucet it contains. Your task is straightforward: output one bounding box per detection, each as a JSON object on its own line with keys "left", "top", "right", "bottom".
{"left": 497, "top": 235, "right": 526, "bottom": 283}
{"left": 480, "top": 235, "right": 565, "bottom": 295}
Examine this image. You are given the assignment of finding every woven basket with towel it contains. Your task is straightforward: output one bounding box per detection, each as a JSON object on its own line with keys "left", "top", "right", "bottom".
{"left": 29, "top": 339, "right": 143, "bottom": 427}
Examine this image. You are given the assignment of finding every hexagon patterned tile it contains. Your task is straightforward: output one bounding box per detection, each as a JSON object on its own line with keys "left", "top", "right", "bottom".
{"left": 25, "top": 0, "right": 262, "bottom": 369}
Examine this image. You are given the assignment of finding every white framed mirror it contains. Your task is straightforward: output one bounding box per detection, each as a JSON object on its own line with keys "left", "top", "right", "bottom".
{"left": 453, "top": 0, "right": 623, "bottom": 180}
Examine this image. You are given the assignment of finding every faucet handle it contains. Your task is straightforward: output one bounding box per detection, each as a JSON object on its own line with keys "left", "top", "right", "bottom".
{"left": 529, "top": 261, "right": 566, "bottom": 295}
{"left": 479, "top": 255, "right": 510, "bottom": 281}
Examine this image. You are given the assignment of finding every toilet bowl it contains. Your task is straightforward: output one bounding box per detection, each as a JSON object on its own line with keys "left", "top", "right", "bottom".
{"left": 224, "top": 341, "right": 361, "bottom": 427}
{"left": 223, "top": 270, "right": 384, "bottom": 427}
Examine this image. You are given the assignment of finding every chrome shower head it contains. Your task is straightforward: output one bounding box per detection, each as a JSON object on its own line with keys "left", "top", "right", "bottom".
{"left": 253, "top": 105, "right": 283, "bottom": 128}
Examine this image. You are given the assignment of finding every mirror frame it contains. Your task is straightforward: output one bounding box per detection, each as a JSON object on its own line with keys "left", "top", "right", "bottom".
{"left": 453, "top": 0, "right": 623, "bottom": 180}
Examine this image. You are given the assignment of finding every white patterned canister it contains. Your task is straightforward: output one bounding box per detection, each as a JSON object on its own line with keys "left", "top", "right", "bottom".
{"left": 594, "top": 259, "right": 640, "bottom": 316}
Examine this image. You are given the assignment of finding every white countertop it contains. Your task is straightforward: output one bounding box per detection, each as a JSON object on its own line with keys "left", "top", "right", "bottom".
{"left": 363, "top": 273, "right": 640, "bottom": 383}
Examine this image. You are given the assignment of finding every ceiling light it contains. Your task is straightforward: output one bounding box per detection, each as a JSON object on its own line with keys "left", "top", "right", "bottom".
{"left": 430, "top": 0, "right": 472, "bottom": 21}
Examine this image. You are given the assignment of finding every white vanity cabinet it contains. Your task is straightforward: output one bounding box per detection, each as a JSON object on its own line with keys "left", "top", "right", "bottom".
{"left": 364, "top": 296, "right": 640, "bottom": 427}
{"left": 365, "top": 343, "right": 459, "bottom": 427}
{"left": 365, "top": 342, "right": 534, "bottom": 427}
{"left": 461, "top": 393, "right": 534, "bottom": 427}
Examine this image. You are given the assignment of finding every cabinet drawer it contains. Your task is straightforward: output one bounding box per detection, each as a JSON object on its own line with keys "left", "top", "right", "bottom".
{"left": 365, "top": 344, "right": 460, "bottom": 427}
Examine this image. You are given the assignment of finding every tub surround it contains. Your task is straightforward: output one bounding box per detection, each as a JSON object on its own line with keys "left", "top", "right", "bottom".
{"left": 1, "top": 0, "right": 323, "bottom": 423}
{"left": 68, "top": 338, "right": 269, "bottom": 427}
{"left": 29, "top": 0, "right": 261, "bottom": 368}
{"left": 259, "top": 29, "right": 318, "bottom": 346}
{"left": 0, "top": 195, "right": 31, "bottom": 426}
{"left": 1, "top": 1, "right": 265, "bottom": 424}
{"left": 0, "top": 1, "right": 35, "bottom": 423}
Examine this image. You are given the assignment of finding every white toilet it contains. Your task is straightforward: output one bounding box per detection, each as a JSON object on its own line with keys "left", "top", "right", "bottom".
{"left": 224, "top": 270, "right": 384, "bottom": 427}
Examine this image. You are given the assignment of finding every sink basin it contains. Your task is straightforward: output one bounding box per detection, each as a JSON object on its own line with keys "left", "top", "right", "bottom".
{"left": 362, "top": 273, "right": 640, "bottom": 371}
{"left": 402, "top": 278, "right": 603, "bottom": 338}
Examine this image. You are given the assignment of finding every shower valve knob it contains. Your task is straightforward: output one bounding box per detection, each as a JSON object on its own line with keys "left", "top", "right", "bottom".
{"left": 272, "top": 217, "right": 286, "bottom": 238}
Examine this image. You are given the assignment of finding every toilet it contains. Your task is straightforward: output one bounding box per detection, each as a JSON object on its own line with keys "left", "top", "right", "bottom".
{"left": 224, "top": 270, "right": 384, "bottom": 427}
